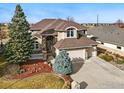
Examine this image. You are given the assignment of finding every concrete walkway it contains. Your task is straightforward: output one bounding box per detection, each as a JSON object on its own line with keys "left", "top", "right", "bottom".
{"left": 71, "top": 57, "right": 124, "bottom": 89}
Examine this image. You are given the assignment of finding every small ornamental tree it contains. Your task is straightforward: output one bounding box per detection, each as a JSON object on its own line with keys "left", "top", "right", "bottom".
{"left": 4, "top": 4, "right": 34, "bottom": 64}
{"left": 53, "top": 50, "right": 72, "bottom": 75}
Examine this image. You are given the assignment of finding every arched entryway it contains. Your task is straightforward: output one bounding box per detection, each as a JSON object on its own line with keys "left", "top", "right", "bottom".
{"left": 41, "top": 29, "right": 57, "bottom": 60}
{"left": 46, "top": 36, "right": 56, "bottom": 57}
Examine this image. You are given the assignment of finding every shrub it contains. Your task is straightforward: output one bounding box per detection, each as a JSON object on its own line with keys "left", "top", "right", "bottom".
{"left": 99, "top": 54, "right": 113, "bottom": 62}
{"left": 0, "top": 57, "right": 7, "bottom": 77}
{"left": 4, "top": 64, "right": 20, "bottom": 75}
{"left": 115, "top": 58, "right": 124, "bottom": 64}
{"left": 97, "top": 47, "right": 106, "bottom": 55}
{"left": 53, "top": 50, "right": 72, "bottom": 75}
{"left": 114, "top": 54, "right": 124, "bottom": 59}
{"left": 0, "top": 62, "right": 8, "bottom": 77}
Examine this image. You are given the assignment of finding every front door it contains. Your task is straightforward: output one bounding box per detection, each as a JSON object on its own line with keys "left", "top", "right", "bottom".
{"left": 46, "top": 36, "right": 56, "bottom": 57}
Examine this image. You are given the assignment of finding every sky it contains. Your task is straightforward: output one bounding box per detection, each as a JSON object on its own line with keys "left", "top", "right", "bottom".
{"left": 1, "top": 3, "right": 124, "bottom": 23}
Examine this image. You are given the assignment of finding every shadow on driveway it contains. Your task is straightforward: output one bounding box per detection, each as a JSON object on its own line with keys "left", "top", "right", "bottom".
{"left": 72, "top": 60, "right": 84, "bottom": 74}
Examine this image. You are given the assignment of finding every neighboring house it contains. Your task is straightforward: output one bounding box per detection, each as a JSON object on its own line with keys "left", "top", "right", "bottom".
{"left": 87, "top": 25, "right": 124, "bottom": 54}
{"left": 30, "top": 18, "right": 98, "bottom": 60}
{"left": 81, "top": 19, "right": 124, "bottom": 28}
{"left": 81, "top": 23, "right": 112, "bottom": 28}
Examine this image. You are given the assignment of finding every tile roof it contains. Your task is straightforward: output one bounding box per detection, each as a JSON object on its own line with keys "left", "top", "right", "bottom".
{"left": 41, "top": 29, "right": 57, "bottom": 36}
{"left": 87, "top": 25, "right": 124, "bottom": 47}
{"left": 30, "top": 18, "right": 87, "bottom": 31}
{"left": 54, "top": 37, "right": 98, "bottom": 49}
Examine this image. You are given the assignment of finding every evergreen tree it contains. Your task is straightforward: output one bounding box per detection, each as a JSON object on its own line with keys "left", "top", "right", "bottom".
{"left": 53, "top": 50, "right": 72, "bottom": 75}
{"left": 4, "top": 4, "right": 34, "bottom": 63}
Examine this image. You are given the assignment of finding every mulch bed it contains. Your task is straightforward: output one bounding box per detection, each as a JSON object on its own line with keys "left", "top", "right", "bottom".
{"left": 62, "top": 75, "right": 73, "bottom": 82}
{"left": 10, "top": 59, "right": 53, "bottom": 79}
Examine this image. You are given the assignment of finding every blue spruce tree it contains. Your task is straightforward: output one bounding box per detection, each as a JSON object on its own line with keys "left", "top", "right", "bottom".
{"left": 4, "top": 4, "right": 34, "bottom": 64}
{"left": 53, "top": 50, "right": 72, "bottom": 75}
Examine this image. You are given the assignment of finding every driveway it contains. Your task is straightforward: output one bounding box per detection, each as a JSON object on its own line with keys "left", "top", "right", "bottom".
{"left": 71, "top": 57, "right": 124, "bottom": 89}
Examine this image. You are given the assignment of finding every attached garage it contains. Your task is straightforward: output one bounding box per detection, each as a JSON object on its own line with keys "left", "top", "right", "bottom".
{"left": 66, "top": 49, "right": 86, "bottom": 60}
{"left": 54, "top": 37, "right": 98, "bottom": 60}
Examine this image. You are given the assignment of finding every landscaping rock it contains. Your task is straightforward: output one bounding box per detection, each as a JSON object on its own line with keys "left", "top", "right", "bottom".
{"left": 44, "top": 62, "right": 48, "bottom": 64}
{"left": 71, "top": 81, "right": 80, "bottom": 89}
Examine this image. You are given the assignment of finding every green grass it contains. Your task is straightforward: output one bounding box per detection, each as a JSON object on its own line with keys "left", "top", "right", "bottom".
{"left": 0, "top": 73, "right": 65, "bottom": 89}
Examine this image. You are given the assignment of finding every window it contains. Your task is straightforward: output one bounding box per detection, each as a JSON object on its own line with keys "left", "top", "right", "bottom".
{"left": 32, "top": 44, "right": 35, "bottom": 49}
{"left": 33, "top": 41, "right": 39, "bottom": 49}
{"left": 67, "top": 31, "right": 70, "bottom": 37}
{"left": 66, "top": 28, "right": 75, "bottom": 37}
{"left": 117, "top": 46, "right": 121, "bottom": 49}
{"left": 71, "top": 31, "right": 74, "bottom": 37}
{"left": 35, "top": 42, "right": 39, "bottom": 49}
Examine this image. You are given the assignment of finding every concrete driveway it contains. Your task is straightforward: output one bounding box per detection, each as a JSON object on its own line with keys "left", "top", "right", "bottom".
{"left": 71, "top": 57, "right": 124, "bottom": 89}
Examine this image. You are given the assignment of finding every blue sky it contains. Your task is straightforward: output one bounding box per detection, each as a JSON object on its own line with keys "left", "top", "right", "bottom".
{"left": 1, "top": 3, "right": 124, "bottom": 23}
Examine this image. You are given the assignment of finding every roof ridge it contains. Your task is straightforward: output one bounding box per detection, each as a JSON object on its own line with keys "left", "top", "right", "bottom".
{"left": 31, "top": 18, "right": 86, "bottom": 31}
{"left": 36, "top": 19, "right": 58, "bottom": 35}
{"left": 41, "top": 19, "right": 58, "bottom": 31}
{"left": 55, "top": 21, "right": 65, "bottom": 30}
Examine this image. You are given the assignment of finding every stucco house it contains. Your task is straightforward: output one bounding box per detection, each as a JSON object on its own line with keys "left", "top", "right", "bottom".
{"left": 87, "top": 25, "right": 124, "bottom": 55}
{"left": 30, "top": 18, "right": 98, "bottom": 60}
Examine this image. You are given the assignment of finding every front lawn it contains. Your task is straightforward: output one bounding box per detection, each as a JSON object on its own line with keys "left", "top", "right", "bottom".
{"left": 0, "top": 73, "right": 65, "bottom": 89}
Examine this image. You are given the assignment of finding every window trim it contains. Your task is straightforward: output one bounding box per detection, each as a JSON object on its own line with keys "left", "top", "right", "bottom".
{"left": 66, "top": 27, "right": 76, "bottom": 38}
{"left": 71, "top": 30, "right": 74, "bottom": 37}
{"left": 33, "top": 41, "right": 40, "bottom": 50}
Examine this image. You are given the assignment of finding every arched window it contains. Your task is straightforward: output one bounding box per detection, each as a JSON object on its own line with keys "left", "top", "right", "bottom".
{"left": 66, "top": 28, "right": 76, "bottom": 37}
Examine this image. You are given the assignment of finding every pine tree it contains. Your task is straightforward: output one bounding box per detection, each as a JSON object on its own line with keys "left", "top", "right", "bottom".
{"left": 53, "top": 50, "right": 72, "bottom": 75}
{"left": 4, "top": 4, "right": 34, "bottom": 64}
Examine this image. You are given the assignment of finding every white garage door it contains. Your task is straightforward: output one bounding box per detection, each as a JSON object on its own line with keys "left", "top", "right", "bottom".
{"left": 66, "top": 49, "right": 86, "bottom": 60}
